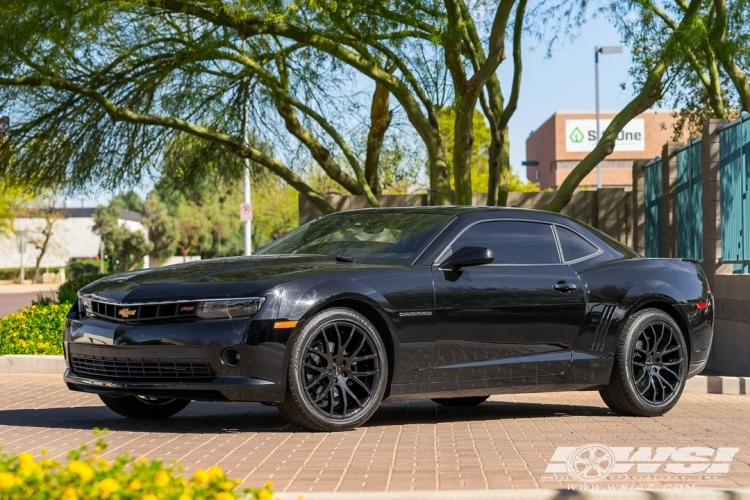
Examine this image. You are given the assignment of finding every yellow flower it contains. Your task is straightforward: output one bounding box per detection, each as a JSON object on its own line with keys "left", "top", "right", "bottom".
{"left": 216, "top": 493, "right": 234, "bottom": 500}
{"left": 139, "top": 457, "right": 148, "bottom": 464}
{"left": 142, "top": 495, "right": 159, "bottom": 500}
{"left": 193, "top": 469, "right": 209, "bottom": 484}
{"left": 178, "top": 495, "right": 192, "bottom": 500}
{"left": 68, "top": 460, "right": 94, "bottom": 482}
{"left": 18, "top": 452, "right": 35, "bottom": 466}
{"left": 155, "top": 470, "right": 170, "bottom": 487}
{"left": 264, "top": 480, "right": 273, "bottom": 490}
{"left": 0, "top": 472, "right": 15, "bottom": 489}
{"left": 207, "top": 466, "right": 224, "bottom": 480}
{"left": 98, "top": 478, "right": 120, "bottom": 496}
{"left": 62, "top": 487, "right": 78, "bottom": 500}
{"left": 221, "top": 480, "right": 235, "bottom": 491}
{"left": 129, "top": 479, "right": 142, "bottom": 490}
{"left": 259, "top": 488, "right": 272, "bottom": 500}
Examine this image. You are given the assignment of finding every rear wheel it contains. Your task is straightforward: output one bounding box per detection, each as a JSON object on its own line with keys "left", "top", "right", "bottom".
{"left": 431, "top": 396, "right": 489, "bottom": 407}
{"left": 99, "top": 395, "right": 190, "bottom": 419}
{"left": 600, "top": 308, "right": 688, "bottom": 417}
{"left": 278, "top": 308, "right": 388, "bottom": 432}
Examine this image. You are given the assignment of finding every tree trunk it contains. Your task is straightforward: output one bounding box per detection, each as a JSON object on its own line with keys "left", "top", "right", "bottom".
{"left": 452, "top": 96, "right": 477, "bottom": 205}
{"left": 497, "top": 128, "right": 511, "bottom": 207}
{"left": 364, "top": 81, "right": 392, "bottom": 195}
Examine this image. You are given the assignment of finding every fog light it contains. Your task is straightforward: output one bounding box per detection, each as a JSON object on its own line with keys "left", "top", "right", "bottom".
{"left": 221, "top": 348, "right": 241, "bottom": 367}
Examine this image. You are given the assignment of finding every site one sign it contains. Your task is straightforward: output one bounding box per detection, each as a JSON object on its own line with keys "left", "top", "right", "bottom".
{"left": 565, "top": 119, "right": 645, "bottom": 152}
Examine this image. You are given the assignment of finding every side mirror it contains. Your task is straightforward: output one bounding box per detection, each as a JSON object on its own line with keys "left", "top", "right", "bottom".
{"left": 438, "top": 246, "right": 494, "bottom": 271}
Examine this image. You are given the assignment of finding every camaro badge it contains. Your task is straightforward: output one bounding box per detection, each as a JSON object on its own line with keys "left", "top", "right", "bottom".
{"left": 118, "top": 308, "right": 136, "bottom": 318}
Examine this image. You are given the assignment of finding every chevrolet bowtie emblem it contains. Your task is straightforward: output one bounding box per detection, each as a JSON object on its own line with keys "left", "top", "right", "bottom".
{"left": 118, "top": 308, "right": 136, "bottom": 318}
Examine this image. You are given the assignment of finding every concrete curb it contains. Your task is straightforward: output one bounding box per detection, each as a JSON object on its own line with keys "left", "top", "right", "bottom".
{"left": 684, "top": 375, "right": 749, "bottom": 395}
{"left": 0, "top": 355, "right": 747, "bottom": 395}
{"left": 276, "top": 489, "right": 750, "bottom": 500}
{"left": 0, "top": 355, "right": 66, "bottom": 374}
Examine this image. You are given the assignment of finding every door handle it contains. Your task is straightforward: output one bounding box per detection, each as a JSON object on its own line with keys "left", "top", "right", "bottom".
{"left": 553, "top": 281, "right": 577, "bottom": 292}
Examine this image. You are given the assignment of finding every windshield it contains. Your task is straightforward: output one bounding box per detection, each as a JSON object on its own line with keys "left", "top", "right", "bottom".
{"left": 256, "top": 211, "right": 454, "bottom": 263}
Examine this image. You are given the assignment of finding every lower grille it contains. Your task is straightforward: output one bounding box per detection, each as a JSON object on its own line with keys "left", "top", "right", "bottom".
{"left": 70, "top": 354, "right": 217, "bottom": 381}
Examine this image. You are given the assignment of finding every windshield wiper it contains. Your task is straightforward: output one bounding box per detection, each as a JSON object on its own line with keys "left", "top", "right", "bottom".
{"left": 333, "top": 254, "right": 357, "bottom": 263}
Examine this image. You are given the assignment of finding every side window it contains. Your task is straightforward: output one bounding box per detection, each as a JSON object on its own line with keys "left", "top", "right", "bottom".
{"left": 556, "top": 226, "right": 599, "bottom": 262}
{"left": 450, "top": 221, "right": 560, "bottom": 264}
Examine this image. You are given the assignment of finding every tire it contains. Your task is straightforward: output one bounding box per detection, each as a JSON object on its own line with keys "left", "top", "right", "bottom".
{"left": 277, "top": 308, "right": 388, "bottom": 432}
{"left": 99, "top": 395, "right": 190, "bottom": 419}
{"left": 600, "top": 308, "right": 688, "bottom": 417}
{"left": 431, "top": 396, "right": 489, "bottom": 407}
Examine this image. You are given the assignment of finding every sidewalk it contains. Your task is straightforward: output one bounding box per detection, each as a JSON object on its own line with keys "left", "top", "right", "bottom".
{"left": 0, "top": 284, "right": 59, "bottom": 317}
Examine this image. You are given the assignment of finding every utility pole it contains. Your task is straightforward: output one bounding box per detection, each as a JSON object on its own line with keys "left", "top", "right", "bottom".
{"left": 595, "top": 45, "right": 623, "bottom": 189}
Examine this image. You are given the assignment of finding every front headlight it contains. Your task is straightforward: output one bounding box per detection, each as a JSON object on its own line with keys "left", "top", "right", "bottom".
{"left": 196, "top": 298, "right": 265, "bottom": 319}
{"left": 80, "top": 297, "right": 93, "bottom": 315}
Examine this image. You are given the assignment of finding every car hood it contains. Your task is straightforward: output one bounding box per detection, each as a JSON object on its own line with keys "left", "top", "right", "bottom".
{"left": 78, "top": 254, "right": 365, "bottom": 303}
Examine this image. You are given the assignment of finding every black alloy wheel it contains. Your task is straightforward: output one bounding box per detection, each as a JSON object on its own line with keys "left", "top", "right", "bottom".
{"left": 600, "top": 308, "right": 688, "bottom": 417}
{"left": 99, "top": 395, "right": 190, "bottom": 419}
{"left": 431, "top": 396, "right": 489, "bottom": 407}
{"left": 278, "top": 308, "right": 388, "bottom": 431}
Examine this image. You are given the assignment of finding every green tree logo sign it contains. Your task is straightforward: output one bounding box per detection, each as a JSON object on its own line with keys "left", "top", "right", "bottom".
{"left": 569, "top": 127, "right": 585, "bottom": 143}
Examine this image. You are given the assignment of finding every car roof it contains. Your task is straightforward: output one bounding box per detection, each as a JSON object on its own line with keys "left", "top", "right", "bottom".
{"left": 334, "top": 205, "right": 555, "bottom": 217}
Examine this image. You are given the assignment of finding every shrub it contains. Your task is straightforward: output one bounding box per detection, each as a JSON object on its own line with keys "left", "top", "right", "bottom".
{"left": 58, "top": 274, "right": 107, "bottom": 304}
{"left": 0, "top": 302, "right": 69, "bottom": 356}
{"left": 0, "top": 434, "right": 273, "bottom": 500}
{"left": 67, "top": 260, "right": 104, "bottom": 280}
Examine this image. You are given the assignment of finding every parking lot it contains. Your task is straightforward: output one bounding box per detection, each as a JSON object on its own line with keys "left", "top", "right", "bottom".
{"left": 0, "top": 373, "right": 748, "bottom": 493}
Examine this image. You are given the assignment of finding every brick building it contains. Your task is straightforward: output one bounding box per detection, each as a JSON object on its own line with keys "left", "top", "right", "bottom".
{"left": 525, "top": 110, "right": 684, "bottom": 190}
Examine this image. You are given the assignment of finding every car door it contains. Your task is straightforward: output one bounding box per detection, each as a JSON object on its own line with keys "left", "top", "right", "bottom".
{"left": 432, "top": 220, "right": 587, "bottom": 384}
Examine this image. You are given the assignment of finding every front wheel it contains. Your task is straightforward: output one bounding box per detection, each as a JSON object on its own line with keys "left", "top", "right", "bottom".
{"left": 278, "top": 308, "right": 388, "bottom": 432}
{"left": 99, "top": 395, "right": 190, "bottom": 419}
{"left": 600, "top": 308, "right": 688, "bottom": 417}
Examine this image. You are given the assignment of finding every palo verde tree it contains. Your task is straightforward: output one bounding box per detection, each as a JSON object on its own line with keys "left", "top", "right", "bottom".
{"left": 545, "top": 0, "right": 706, "bottom": 213}
{"left": 611, "top": 0, "right": 750, "bottom": 139}
{"left": 0, "top": 0, "right": 403, "bottom": 214}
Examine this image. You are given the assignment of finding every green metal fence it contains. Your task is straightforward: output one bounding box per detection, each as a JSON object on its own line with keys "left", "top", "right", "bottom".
{"left": 644, "top": 157, "right": 662, "bottom": 257}
{"left": 718, "top": 113, "right": 750, "bottom": 273}
{"left": 675, "top": 138, "right": 703, "bottom": 260}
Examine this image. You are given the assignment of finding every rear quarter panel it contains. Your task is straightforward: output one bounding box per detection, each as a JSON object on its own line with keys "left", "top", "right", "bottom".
{"left": 571, "top": 257, "right": 712, "bottom": 378}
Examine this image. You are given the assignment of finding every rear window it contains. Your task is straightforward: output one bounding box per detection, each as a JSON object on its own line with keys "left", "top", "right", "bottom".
{"left": 556, "top": 226, "right": 599, "bottom": 262}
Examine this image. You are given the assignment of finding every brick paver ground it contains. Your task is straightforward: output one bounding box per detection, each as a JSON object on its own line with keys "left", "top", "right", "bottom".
{"left": 1, "top": 373, "right": 748, "bottom": 492}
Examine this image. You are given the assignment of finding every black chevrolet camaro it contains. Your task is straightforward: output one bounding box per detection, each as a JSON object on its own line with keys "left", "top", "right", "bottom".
{"left": 63, "top": 207, "right": 714, "bottom": 431}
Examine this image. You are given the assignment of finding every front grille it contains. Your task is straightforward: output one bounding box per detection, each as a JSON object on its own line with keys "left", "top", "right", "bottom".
{"left": 88, "top": 300, "right": 197, "bottom": 322}
{"left": 70, "top": 354, "right": 217, "bottom": 381}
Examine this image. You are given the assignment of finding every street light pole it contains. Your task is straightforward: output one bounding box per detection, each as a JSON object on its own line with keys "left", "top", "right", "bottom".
{"left": 17, "top": 230, "right": 28, "bottom": 284}
{"left": 594, "top": 45, "right": 623, "bottom": 190}
{"left": 240, "top": 45, "right": 253, "bottom": 257}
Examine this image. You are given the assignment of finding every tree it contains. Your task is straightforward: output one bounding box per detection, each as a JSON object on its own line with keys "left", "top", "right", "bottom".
{"left": 93, "top": 196, "right": 153, "bottom": 272}
{"left": 153, "top": 134, "right": 298, "bottom": 256}
{"left": 545, "top": 0, "right": 706, "bottom": 213}
{"left": 142, "top": 194, "right": 178, "bottom": 263}
{"left": 21, "top": 198, "right": 63, "bottom": 283}
{"left": 0, "top": 0, "right": 534, "bottom": 210}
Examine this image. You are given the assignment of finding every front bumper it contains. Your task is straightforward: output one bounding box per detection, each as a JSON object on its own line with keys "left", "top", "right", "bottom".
{"left": 63, "top": 310, "right": 292, "bottom": 402}
{"left": 64, "top": 369, "right": 280, "bottom": 402}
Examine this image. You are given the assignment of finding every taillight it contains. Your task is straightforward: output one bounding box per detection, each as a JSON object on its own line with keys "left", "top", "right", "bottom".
{"left": 696, "top": 301, "right": 708, "bottom": 309}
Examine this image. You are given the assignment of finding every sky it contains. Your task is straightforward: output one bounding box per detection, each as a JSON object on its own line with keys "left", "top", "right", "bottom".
{"left": 72, "top": 10, "right": 637, "bottom": 207}
{"left": 498, "top": 14, "right": 636, "bottom": 177}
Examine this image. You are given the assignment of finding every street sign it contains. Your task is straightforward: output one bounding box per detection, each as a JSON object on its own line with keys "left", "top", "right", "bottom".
{"left": 239, "top": 203, "right": 253, "bottom": 222}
